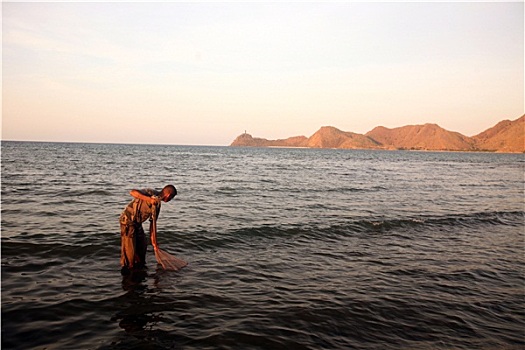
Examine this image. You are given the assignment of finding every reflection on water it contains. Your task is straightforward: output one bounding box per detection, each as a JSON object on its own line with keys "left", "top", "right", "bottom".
{"left": 112, "top": 268, "right": 187, "bottom": 349}
{"left": 115, "top": 270, "right": 155, "bottom": 339}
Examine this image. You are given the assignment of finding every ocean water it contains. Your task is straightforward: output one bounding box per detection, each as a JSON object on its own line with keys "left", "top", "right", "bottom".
{"left": 1, "top": 141, "right": 524, "bottom": 350}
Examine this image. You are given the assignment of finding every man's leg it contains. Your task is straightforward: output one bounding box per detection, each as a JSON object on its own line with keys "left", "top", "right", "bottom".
{"left": 135, "top": 226, "right": 147, "bottom": 269}
{"left": 120, "top": 223, "right": 136, "bottom": 275}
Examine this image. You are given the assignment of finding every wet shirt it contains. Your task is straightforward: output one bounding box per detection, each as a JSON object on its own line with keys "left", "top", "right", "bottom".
{"left": 120, "top": 188, "right": 161, "bottom": 225}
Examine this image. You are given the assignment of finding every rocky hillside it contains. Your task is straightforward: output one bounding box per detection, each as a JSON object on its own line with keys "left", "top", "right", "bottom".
{"left": 365, "top": 123, "right": 476, "bottom": 151}
{"left": 472, "top": 115, "right": 524, "bottom": 153}
{"left": 230, "top": 133, "right": 308, "bottom": 148}
{"left": 230, "top": 115, "right": 524, "bottom": 153}
{"left": 306, "top": 126, "right": 381, "bottom": 149}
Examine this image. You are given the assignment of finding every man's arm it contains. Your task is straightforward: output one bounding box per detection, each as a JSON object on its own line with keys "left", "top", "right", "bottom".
{"left": 130, "top": 189, "right": 158, "bottom": 205}
{"left": 150, "top": 217, "right": 158, "bottom": 250}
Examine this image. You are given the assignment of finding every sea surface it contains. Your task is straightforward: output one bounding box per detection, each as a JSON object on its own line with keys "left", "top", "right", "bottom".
{"left": 1, "top": 141, "right": 524, "bottom": 350}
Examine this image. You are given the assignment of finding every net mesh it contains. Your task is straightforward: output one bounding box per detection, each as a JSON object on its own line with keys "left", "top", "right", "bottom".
{"left": 154, "top": 248, "right": 188, "bottom": 271}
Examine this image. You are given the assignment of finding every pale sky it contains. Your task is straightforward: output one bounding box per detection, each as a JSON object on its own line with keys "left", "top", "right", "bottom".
{"left": 2, "top": 1, "right": 523, "bottom": 145}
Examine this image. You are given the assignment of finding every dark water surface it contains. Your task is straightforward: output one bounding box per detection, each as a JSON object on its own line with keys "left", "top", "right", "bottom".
{"left": 2, "top": 141, "right": 524, "bottom": 349}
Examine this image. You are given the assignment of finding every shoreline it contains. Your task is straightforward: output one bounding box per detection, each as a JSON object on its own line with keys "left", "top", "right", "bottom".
{"left": 235, "top": 144, "right": 524, "bottom": 154}
{"left": 3, "top": 140, "right": 523, "bottom": 154}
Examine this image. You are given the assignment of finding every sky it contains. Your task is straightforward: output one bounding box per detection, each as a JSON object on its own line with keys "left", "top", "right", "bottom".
{"left": 2, "top": 1, "right": 524, "bottom": 145}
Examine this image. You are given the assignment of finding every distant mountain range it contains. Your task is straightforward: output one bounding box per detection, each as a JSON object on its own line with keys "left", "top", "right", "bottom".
{"left": 230, "top": 115, "right": 524, "bottom": 153}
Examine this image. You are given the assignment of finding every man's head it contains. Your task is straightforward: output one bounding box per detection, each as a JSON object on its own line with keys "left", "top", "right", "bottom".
{"left": 160, "top": 185, "right": 177, "bottom": 202}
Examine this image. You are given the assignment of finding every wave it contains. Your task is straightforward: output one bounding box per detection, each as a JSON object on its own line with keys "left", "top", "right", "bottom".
{"left": 2, "top": 211, "right": 525, "bottom": 270}
{"left": 167, "top": 210, "right": 524, "bottom": 251}
{"left": 243, "top": 210, "right": 524, "bottom": 235}
{"left": 2, "top": 211, "right": 521, "bottom": 260}
{"left": 351, "top": 210, "right": 524, "bottom": 232}
{"left": 1, "top": 239, "right": 119, "bottom": 263}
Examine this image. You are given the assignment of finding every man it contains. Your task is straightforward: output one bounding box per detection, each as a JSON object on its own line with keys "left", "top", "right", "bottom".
{"left": 119, "top": 185, "right": 177, "bottom": 275}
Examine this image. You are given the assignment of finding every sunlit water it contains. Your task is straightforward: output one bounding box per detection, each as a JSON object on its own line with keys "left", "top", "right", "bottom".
{"left": 2, "top": 141, "right": 524, "bottom": 349}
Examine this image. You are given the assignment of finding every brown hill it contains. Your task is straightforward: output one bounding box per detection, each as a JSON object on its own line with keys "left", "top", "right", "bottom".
{"left": 231, "top": 127, "right": 380, "bottom": 149}
{"left": 230, "top": 115, "right": 524, "bottom": 153}
{"left": 230, "top": 133, "right": 307, "bottom": 147}
{"left": 472, "top": 115, "right": 524, "bottom": 153}
{"left": 307, "top": 126, "right": 381, "bottom": 149}
{"left": 365, "top": 123, "right": 476, "bottom": 151}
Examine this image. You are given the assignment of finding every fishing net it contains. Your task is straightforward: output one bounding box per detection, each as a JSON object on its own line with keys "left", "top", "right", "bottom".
{"left": 154, "top": 248, "right": 188, "bottom": 271}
